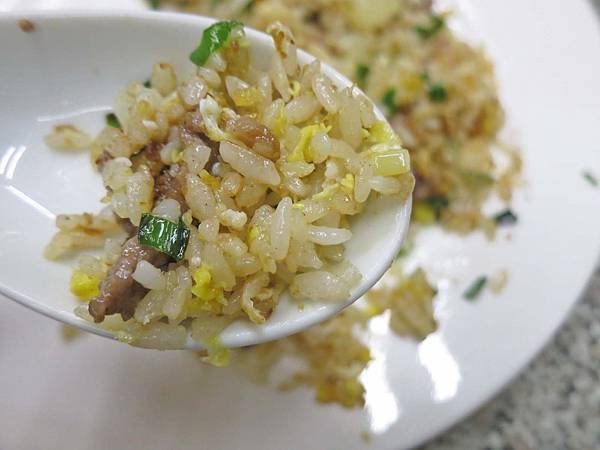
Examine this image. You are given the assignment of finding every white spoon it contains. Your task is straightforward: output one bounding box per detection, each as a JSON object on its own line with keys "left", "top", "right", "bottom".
{"left": 0, "top": 11, "right": 411, "bottom": 349}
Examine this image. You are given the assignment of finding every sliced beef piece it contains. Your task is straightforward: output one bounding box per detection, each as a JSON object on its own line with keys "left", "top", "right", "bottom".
{"left": 95, "top": 150, "right": 112, "bottom": 171}
{"left": 154, "top": 163, "right": 189, "bottom": 207}
{"left": 225, "top": 115, "right": 280, "bottom": 161}
{"left": 203, "top": 136, "right": 221, "bottom": 170}
{"left": 181, "top": 111, "right": 203, "bottom": 136}
{"left": 88, "top": 236, "right": 168, "bottom": 322}
{"left": 96, "top": 142, "right": 165, "bottom": 176}
{"left": 131, "top": 141, "right": 165, "bottom": 177}
{"left": 117, "top": 217, "right": 137, "bottom": 238}
{"left": 117, "top": 283, "right": 149, "bottom": 322}
{"left": 180, "top": 113, "right": 220, "bottom": 169}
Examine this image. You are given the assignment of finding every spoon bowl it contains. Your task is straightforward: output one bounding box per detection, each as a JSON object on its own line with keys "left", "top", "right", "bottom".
{"left": 0, "top": 11, "right": 411, "bottom": 348}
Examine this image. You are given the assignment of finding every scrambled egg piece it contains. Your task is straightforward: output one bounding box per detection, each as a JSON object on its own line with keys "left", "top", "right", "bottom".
{"left": 312, "top": 184, "right": 339, "bottom": 201}
{"left": 232, "top": 86, "right": 261, "bottom": 107}
{"left": 247, "top": 225, "right": 261, "bottom": 243}
{"left": 340, "top": 173, "right": 355, "bottom": 194}
{"left": 191, "top": 263, "right": 225, "bottom": 306}
{"left": 201, "top": 336, "right": 231, "bottom": 367}
{"left": 70, "top": 269, "right": 101, "bottom": 300}
{"left": 271, "top": 106, "right": 287, "bottom": 139}
{"left": 368, "top": 120, "right": 402, "bottom": 146}
{"left": 291, "top": 202, "right": 306, "bottom": 211}
{"left": 287, "top": 123, "right": 331, "bottom": 163}
{"left": 198, "top": 169, "right": 220, "bottom": 190}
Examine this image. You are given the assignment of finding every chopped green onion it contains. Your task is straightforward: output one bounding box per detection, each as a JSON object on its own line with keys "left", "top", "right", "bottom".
{"left": 138, "top": 214, "right": 190, "bottom": 261}
{"left": 105, "top": 113, "right": 121, "bottom": 129}
{"left": 148, "top": 0, "right": 160, "bottom": 9}
{"left": 493, "top": 209, "right": 518, "bottom": 226}
{"left": 356, "top": 64, "right": 370, "bottom": 86}
{"left": 396, "top": 247, "right": 408, "bottom": 259}
{"left": 190, "top": 20, "right": 244, "bottom": 67}
{"left": 464, "top": 276, "right": 487, "bottom": 301}
{"left": 428, "top": 83, "right": 447, "bottom": 102}
{"left": 396, "top": 237, "right": 414, "bottom": 259}
{"left": 414, "top": 14, "right": 445, "bottom": 39}
{"left": 583, "top": 171, "right": 598, "bottom": 187}
{"left": 143, "top": 79, "right": 151, "bottom": 88}
{"left": 382, "top": 88, "right": 397, "bottom": 115}
{"left": 395, "top": 233, "right": 415, "bottom": 259}
{"left": 424, "top": 195, "right": 449, "bottom": 218}
{"left": 420, "top": 72, "right": 447, "bottom": 103}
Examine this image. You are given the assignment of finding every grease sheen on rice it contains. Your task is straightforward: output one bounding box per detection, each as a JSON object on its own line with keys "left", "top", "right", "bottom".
{"left": 45, "top": 20, "right": 413, "bottom": 352}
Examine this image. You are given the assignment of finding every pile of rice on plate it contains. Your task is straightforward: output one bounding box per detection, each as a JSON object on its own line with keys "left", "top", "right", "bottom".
{"left": 45, "top": 20, "right": 414, "bottom": 353}
{"left": 162, "top": 0, "right": 521, "bottom": 235}
{"left": 134, "top": 0, "right": 521, "bottom": 405}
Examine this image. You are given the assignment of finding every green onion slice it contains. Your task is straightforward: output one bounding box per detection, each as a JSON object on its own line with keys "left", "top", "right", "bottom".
{"left": 493, "top": 209, "right": 518, "bottom": 225}
{"left": 190, "top": 20, "right": 244, "bottom": 67}
{"left": 583, "top": 171, "right": 598, "bottom": 187}
{"left": 138, "top": 214, "right": 190, "bottom": 261}
{"left": 424, "top": 195, "right": 449, "bottom": 217}
{"left": 428, "top": 83, "right": 447, "bottom": 102}
{"left": 414, "top": 15, "right": 445, "bottom": 39}
{"left": 105, "top": 113, "right": 121, "bottom": 128}
{"left": 382, "top": 88, "right": 397, "bottom": 115}
{"left": 464, "top": 276, "right": 488, "bottom": 301}
{"left": 356, "top": 64, "right": 370, "bottom": 86}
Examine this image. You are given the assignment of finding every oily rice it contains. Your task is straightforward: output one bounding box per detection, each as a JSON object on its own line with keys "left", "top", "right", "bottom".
{"left": 45, "top": 20, "right": 413, "bottom": 350}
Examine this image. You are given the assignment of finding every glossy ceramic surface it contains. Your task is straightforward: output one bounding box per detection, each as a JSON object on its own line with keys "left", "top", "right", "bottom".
{"left": 1, "top": 0, "right": 599, "bottom": 449}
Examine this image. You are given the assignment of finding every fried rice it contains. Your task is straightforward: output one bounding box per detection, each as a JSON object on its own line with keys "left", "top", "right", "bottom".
{"left": 45, "top": 20, "right": 414, "bottom": 351}
{"left": 150, "top": 0, "right": 521, "bottom": 408}
{"left": 52, "top": 0, "right": 521, "bottom": 410}
{"left": 161, "top": 0, "right": 521, "bottom": 234}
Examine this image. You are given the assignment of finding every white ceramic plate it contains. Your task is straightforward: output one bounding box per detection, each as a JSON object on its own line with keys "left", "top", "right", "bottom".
{"left": 1, "top": 1, "right": 599, "bottom": 449}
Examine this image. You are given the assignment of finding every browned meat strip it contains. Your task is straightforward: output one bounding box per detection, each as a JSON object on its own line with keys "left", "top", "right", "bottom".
{"left": 154, "top": 163, "right": 188, "bottom": 206}
{"left": 117, "top": 283, "right": 149, "bottom": 322}
{"left": 95, "top": 150, "right": 112, "bottom": 171}
{"left": 131, "top": 141, "right": 165, "bottom": 177}
{"left": 88, "top": 236, "right": 168, "bottom": 322}
{"left": 203, "top": 137, "right": 221, "bottom": 169}
{"left": 179, "top": 114, "right": 220, "bottom": 168}
{"left": 18, "top": 19, "right": 36, "bottom": 33}
{"left": 96, "top": 141, "right": 165, "bottom": 176}
{"left": 181, "top": 111, "right": 203, "bottom": 136}
{"left": 226, "top": 116, "right": 280, "bottom": 161}
{"left": 117, "top": 217, "right": 137, "bottom": 237}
